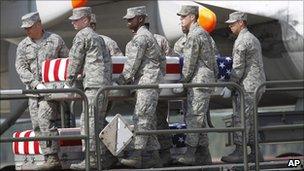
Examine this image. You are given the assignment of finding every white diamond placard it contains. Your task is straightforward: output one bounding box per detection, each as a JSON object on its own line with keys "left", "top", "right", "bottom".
{"left": 99, "top": 114, "right": 133, "bottom": 156}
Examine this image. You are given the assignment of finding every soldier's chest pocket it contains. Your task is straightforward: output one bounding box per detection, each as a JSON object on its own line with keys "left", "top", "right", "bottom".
{"left": 25, "top": 49, "right": 37, "bottom": 64}
{"left": 41, "top": 41, "right": 57, "bottom": 59}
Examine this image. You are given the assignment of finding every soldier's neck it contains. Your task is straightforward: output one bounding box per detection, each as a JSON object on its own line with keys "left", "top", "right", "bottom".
{"left": 34, "top": 37, "right": 43, "bottom": 44}
{"left": 32, "top": 30, "right": 44, "bottom": 43}
{"left": 133, "top": 24, "right": 145, "bottom": 34}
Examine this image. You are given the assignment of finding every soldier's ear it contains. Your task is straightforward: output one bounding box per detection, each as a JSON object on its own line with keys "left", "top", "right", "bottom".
{"left": 240, "top": 20, "right": 247, "bottom": 27}
{"left": 190, "top": 14, "right": 196, "bottom": 22}
{"left": 85, "top": 17, "right": 91, "bottom": 25}
{"left": 138, "top": 16, "right": 145, "bottom": 23}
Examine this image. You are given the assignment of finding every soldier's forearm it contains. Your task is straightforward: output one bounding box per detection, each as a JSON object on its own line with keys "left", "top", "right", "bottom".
{"left": 30, "top": 80, "right": 40, "bottom": 89}
{"left": 17, "top": 67, "right": 39, "bottom": 89}
{"left": 67, "top": 57, "right": 83, "bottom": 79}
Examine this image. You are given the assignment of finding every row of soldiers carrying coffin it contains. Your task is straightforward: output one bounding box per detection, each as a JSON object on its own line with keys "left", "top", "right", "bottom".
{"left": 15, "top": 4, "right": 266, "bottom": 170}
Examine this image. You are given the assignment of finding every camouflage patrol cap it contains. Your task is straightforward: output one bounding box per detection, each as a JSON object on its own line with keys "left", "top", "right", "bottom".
{"left": 21, "top": 12, "right": 41, "bottom": 28}
{"left": 69, "top": 7, "right": 92, "bottom": 20}
{"left": 177, "top": 5, "right": 199, "bottom": 16}
{"left": 225, "top": 11, "right": 247, "bottom": 23}
{"left": 90, "top": 13, "right": 96, "bottom": 23}
{"left": 123, "top": 6, "right": 148, "bottom": 19}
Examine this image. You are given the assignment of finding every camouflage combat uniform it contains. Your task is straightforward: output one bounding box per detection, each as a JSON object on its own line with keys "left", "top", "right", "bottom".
{"left": 153, "top": 33, "right": 172, "bottom": 162}
{"left": 174, "top": 34, "right": 186, "bottom": 56}
{"left": 15, "top": 31, "right": 69, "bottom": 155}
{"left": 175, "top": 22, "right": 217, "bottom": 148}
{"left": 154, "top": 34, "right": 172, "bottom": 56}
{"left": 230, "top": 28, "right": 266, "bottom": 146}
{"left": 100, "top": 35, "right": 123, "bottom": 56}
{"left": 175, "top": 33, "right": 219, "bottom": 61}
{"left": 66, "top": 26, "right": 112, "bottom": 155}
{"left": 118, "top": 25, "right": 165, "bottom": 151}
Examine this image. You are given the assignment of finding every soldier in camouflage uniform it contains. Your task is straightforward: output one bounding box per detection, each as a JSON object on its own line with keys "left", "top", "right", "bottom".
{"left": 144, "top": 22, "right": 173, "bottom": 165}
{"left": 173, "top": 5, "right": 218, "bottom": 166}
{"left": 154, "top": 34, "right": 172, "bottom": 56}
{"left": 90, "top": 13, "right": 124, "bottom": 56}
{"left": 174, "top": 34, "right": 187, "bottom": 56}
{"left": 221, "top": 11, "right": 266, "bottom": 163}
{"left": 65, "top": 7, "right": 115, "bottom": 170}
{"left": 154, "top": 35, "right": 173, "bottom": 166}
{"left": 116, "top": 6, "right": 165, "bottom": 168}
{"left": 144, "top": 22, "right": 172, "bottom": 56}
{"left": 15, "top": 12, "right": 69, "bottom": 170}
{"left": 174, "top": 29, "right": 219, "bottom": 58}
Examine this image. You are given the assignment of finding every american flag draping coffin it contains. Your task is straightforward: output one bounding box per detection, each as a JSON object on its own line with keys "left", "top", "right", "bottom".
{"left": 12, "top": 128, "right": 83, "bottom": 170}
{"left": 41, "top": 58, "right": 69, "bottom": 83}
{"left": 42, "top": 56, "right": 182, "bottom": 83}
{"left": 41, "top": 56, "right": 232, "bottom": 97}
{"left": 42, "top": 56, "right": 232, "bottom": 83}
{"left": 217, "top": 56, "right": 233, "bottom": 81}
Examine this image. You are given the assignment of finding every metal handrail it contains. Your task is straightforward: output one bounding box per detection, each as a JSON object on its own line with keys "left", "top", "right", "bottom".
{"left": 95, "top": 82, "right": 248, "bottom": 171}
{"left": 253, "top": 79, "right": 304, "bottom": 171}
{"left": 119, "top": 159, "right": 300, "bottom": 171}
{"left": 0, "top": 88, "right": 91, "bottom": 171}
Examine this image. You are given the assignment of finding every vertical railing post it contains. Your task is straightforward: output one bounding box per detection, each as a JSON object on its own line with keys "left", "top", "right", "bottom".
{"left": 95, "top": 90, "right": 107, "bottom": 171}
{"left": 223, "top": 83, "right": 247, "bottom": 171}
{"left": 60, "top": 102, "right": 65, "bottom": 128}
{"left": 82, "top": 95, "right": 90, "bottom": 171}
{"left": 254, "top": 83, "right": 263, "bottom": 171}
{"left": 239, "top": 86, "right": 248, "bottom": 171}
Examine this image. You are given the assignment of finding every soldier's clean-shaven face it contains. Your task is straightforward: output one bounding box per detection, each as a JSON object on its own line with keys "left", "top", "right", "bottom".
{"left": 127, "top": 17, "right": 136, "bottom": 30}
{"left": 24, "top": 22, "right": 43, "bottom": 40}
{"left": 126, "top": 16, "right": 143, "bottom": 33}
{"left": 71, "top": 16, "right": 89, "bottom": 30}
{"left": 229, "top": 20, "right": 244, "bottom": 35}
{"left": 179, "top": 14, "right": 194, "bottom": 34}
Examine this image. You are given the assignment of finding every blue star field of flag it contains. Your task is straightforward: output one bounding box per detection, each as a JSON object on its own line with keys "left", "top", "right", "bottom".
{"left": 169, "top": 123, "right": 186, "bottom": 147}
{"left": 217, "top": 56, "right": 233, "bottom": 81}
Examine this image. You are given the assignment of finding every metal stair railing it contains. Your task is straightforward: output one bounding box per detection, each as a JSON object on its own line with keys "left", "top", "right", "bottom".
{"left": 95, "top": 82, "right": 248, "bottom": 171}
{"left": 0, "top": 88, "right": 91, "bottom": 171}
{"left": 253, "top": 79, "right": 304, "bottom": 171}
